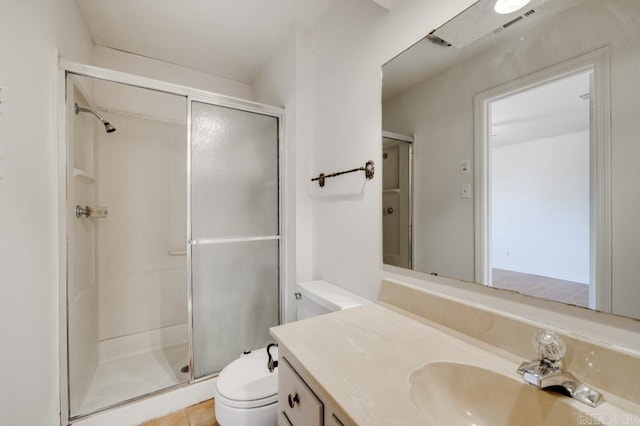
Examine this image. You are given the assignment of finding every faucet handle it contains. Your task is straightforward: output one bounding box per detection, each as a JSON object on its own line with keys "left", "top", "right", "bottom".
{"left": 533, "top": 330, "right": 566, "bottom": 362}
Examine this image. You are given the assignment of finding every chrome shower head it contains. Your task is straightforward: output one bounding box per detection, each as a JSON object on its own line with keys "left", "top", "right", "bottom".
{"left": 75, "top": 103, "right": 117, "bottom": 134}
{"left": 104, "top": 122, "right": 116, "bottom": 133}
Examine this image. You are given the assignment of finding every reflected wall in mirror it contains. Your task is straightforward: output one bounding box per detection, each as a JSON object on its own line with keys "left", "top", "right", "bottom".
{"left": 381, "top": 0, "right": 640, "bottom": 320}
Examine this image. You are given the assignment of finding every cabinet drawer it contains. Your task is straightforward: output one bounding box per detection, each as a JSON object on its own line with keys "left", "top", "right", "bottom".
{"left": 279, "top": 356, "right": 323, "bottom": 426}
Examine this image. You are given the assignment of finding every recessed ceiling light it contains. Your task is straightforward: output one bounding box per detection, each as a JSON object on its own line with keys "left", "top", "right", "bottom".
{"left": 494, "top": 0, "right": 532, "bottom": 15}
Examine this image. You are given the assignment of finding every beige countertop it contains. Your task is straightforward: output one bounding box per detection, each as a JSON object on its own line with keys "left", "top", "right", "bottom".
{"left": 270, "top": 302, "right": 639, "bottom": 425}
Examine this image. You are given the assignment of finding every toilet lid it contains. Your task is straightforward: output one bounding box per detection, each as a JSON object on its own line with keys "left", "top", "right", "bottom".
{"left": 215, "top": 347, "right": 278, "bottom": 405}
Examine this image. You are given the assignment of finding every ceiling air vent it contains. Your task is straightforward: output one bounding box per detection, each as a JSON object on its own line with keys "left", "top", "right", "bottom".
{"left": 502, "top": 15, "right": 524, "bottom": 29}
{"left": 491, "top": 8, "right": 536, "bottom": 34}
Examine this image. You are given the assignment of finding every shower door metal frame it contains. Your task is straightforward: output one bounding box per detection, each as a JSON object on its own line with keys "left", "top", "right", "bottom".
{"left": 57, "top": 58, "right": 288, "bottom": 423}
{"left": 186, "top": 94, "right": 286, "bottom": 383}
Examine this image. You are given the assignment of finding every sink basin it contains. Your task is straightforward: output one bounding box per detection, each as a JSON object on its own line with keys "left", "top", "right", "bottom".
{"left": 409, "top": 362, "right": 601, "bottom": 426}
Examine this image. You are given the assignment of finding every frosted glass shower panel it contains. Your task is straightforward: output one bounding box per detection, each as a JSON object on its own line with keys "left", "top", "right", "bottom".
{"left": 191, "top": 102, "right": 279, "bottom": 239}
{"left": 191, "top": 240, "right": 279, "bottom": 378}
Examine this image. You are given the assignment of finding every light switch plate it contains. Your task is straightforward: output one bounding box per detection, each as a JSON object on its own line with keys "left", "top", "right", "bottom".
{"left": 461, "top": 159, "right": 470, "bottom": 174}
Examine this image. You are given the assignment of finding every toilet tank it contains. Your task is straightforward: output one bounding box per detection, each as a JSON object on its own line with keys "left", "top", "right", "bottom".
{"left": 296, "top": 280, "right": 371, "bottom": 320}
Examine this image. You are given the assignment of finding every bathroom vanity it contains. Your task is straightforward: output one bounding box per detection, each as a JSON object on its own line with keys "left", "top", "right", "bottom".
{"left": 277, "top": 353, "right": 351, "bottom": 426}
{"left": 271, "top": 280, "right": 640, "bottom": 425}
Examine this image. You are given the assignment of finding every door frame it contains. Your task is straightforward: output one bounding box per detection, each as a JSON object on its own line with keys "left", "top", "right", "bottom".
{"left": 382, "top": 131, "right": 414, "bottom": 269}
{"left": 473, "top": 47, "right": 611, "bottom": 311}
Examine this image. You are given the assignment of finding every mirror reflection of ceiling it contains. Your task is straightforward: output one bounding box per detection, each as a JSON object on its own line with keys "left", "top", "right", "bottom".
{"left": 491, "top": 72, "right": 590, "bottom": 146}
{"left": 381, "top": 0, "right": 640, "bottom": 320}
{"left": 382, "top": 0, "right": 593, "bottom": 99}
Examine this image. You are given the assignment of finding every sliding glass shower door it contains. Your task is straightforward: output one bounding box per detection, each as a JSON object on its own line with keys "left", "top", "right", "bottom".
{"left": 190, "top": 100, "right": 281, "bottom": 378}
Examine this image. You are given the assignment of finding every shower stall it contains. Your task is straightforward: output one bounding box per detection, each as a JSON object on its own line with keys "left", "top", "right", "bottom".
{"left": 62, "top": 64, "right": 284, "bottom": 420}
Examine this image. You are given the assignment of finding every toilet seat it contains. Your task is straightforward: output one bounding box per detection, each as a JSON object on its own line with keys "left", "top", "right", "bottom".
{"left": 214, "top": 390, "right": 277, "bottom": 409}
{"left": 215, "top": 347, "right": 278, "bottom": 409}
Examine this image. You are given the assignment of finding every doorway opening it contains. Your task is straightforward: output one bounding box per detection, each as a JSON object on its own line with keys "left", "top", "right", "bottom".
{"left": 490, "top": 70, "right": 591, "bottom": 307}
{"left": 474, "top": 49, "right": 611, "bottom": 311}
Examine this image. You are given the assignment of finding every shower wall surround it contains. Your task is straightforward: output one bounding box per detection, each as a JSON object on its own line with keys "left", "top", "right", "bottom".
{"left": 67, "top": 75, "right": 191, "bottom": 418}
{"left": 67, "top": 80, "right": 100, "bottom": 412}
{"left": 95, "top": 113, "right": 187, "bottom": 343}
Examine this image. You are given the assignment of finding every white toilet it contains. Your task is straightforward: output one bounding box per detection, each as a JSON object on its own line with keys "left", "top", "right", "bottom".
{"left": 214, "top": 280, "right": 369, "bottom": 426}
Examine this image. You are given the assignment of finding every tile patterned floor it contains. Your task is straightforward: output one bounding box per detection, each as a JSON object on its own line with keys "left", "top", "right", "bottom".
{"left": 142, "top": 399, "right": 219, "bottom": 426}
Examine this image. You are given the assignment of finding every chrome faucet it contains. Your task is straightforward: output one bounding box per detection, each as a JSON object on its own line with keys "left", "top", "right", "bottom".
{"left": 517, "top": 330, "right": 604, "bottom": 407}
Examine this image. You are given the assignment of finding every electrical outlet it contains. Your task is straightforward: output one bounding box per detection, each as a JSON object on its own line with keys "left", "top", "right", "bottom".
{"left": 461, "top": 183, "right": 471, "bottom": 199}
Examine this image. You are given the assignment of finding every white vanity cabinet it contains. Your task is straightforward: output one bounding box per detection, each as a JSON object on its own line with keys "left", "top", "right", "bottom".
{"left": 277, "top": 352, "right": 353, "bottom": 426}
{"left": 278, "top": 356, "right": 323, "bottom": 426}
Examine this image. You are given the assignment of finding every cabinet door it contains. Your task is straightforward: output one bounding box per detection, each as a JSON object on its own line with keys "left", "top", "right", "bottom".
{"left": 279, "top": 411, "right": 294, "bottom": 426}
{"left": 279, "top": 357, "right": 323, "bottom": 426}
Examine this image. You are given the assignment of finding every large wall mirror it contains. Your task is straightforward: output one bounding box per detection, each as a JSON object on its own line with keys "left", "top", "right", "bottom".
{"left": 381, "top": 0, "right": 640, "bottom": 320}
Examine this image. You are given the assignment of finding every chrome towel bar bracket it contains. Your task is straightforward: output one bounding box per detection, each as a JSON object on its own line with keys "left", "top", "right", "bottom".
{"left": 311, "top": 160, "right": 374, "bottom": 187}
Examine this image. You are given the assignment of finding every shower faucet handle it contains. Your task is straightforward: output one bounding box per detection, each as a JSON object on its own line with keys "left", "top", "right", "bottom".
{"left": 75, "top": 205, "right": 108, "bottom": 219}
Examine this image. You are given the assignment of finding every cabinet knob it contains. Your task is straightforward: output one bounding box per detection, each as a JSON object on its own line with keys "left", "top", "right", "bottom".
{"left": 287, "top": 393, "right": 299, "bottom": 408}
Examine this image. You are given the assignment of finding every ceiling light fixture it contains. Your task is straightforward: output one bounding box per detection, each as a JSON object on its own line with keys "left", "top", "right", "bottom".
{"left": 494, "top": 0, "right": 532, "bottom": 14}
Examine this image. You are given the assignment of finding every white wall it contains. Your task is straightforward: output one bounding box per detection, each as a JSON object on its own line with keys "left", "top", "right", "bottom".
{"left": 1, "top": 4, "right": 252, "bottom": 424}
{"left": 93, "top": 46, "right": 253, "bottom": 101}
{"left": 492, "top": 132, "right": 590, "bottom": 283}
{"left": 309, "top": 0, "right": 476, "bottom": 300}
{"left": 382, "top": 0, "right": 640, "bottom": 317}
{"left": 0, "top": 1, "right": 93, "bottom": 424}
{"left": 252, "top": 24, "right": 314, "bottom": 322}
